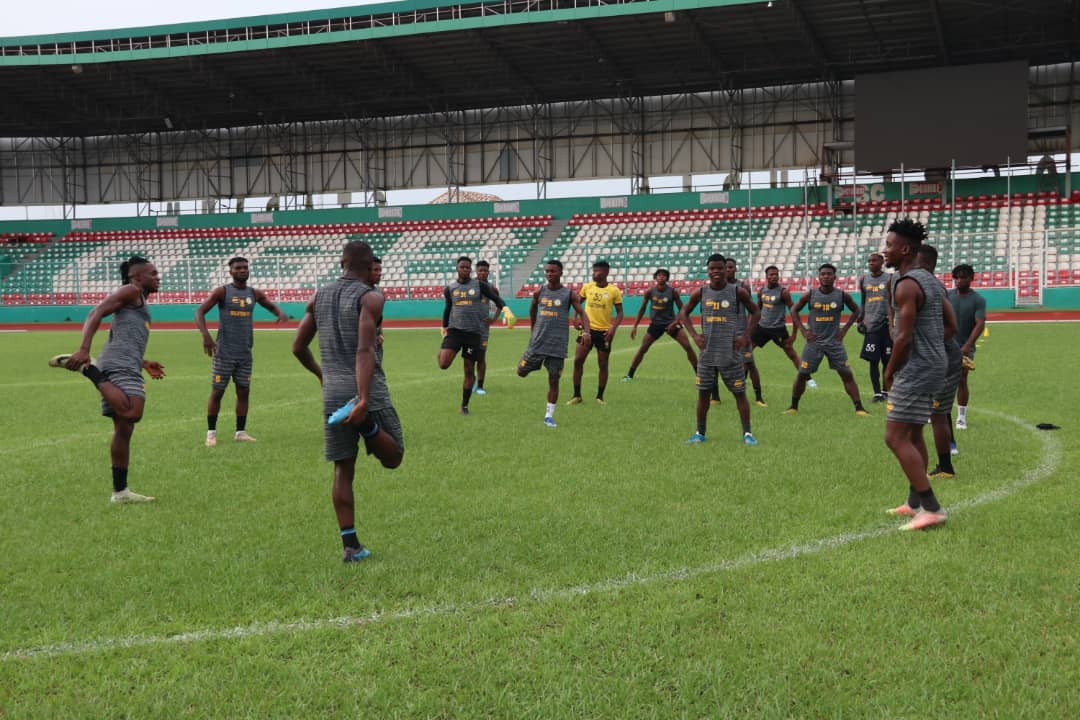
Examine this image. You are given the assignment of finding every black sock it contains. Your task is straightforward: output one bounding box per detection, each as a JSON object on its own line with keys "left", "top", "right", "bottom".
{"left": 742, "top": 420, "right": 752, "bottom": 434}
{"left": 477, "top": 377, "right": 485, "bottom": 389}
{"left": 82, "top": 364, "right": 106, "bottom": 386}
{"left": 462, "top": 386, "right": 473, "bottom": 408}
{"left": 208, "top": 415, "right": 218, "bottom": 432}
{"left": 697, "top": 420, "right": 706, "bottom": 436}
{"left": 112, "top": 466, "right": 128, "bottom": 493}
{"left": 340, "top": 526, "right": 361, "bottom": 550}
{"left": 711, "top": 384, "right": 720, "bottom": 401}
{"left": 907, "top": 487, "right": 921, "bottom": 509}
{"left": 627, "top": 367, "right": 636, "bottom": 378}
{"left": 869, "top": 363, "right": 881, "bottom": 394}
{"left": 918, "top": 488, "right": 941, "bottom": 513}
{"left": 573, "top": 384, "right": 582, "bottom": 398}
{"left": 937, "top": 452, "right": 955, "bottom": 473}
{"left": 596, "top": 385, "right": 606, "bottom": 400}
{"left": 854, "top": 400, "right": 865, "bottom": 412}
{"left": 755, "top": 388, "right": 763, "bottom": 402}
{"left": 790, "top": 395, "right": 800, "bottom": 410}
{"left": 236, "top": 415, "right": 247, "bottom": 432}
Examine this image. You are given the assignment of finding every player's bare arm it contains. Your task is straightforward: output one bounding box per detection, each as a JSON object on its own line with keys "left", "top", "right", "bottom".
{"left": 195, "top": 286, "right": 227, "bottom": 357}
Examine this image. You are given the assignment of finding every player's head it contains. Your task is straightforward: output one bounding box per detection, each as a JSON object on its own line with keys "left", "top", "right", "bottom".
{"left": 228, "top": 256, "right": 250, "bottom": 283}
{"left": 707, "top": 253, "right": 726, "bottom": 283}
{"left": 765, "top": 265, "right": 780, "bottom": 286}
{"left": 867, "top": 252, "right": 884, "bottom": 274}
{"left": 916, "top": 244, "right": 938, "bottom": 272}
{"left": 120, "top": 256, "right": 159, "bottom": 293}
{"left": 952, "top": 263, "right": 975, "bottom": 291}
{"left": 884, "top": 218, "right": 928, "bottom": 270}
{"left": 592, "top": 260, "right": 610, "bottom": 283}
{"left": 653, "top": 268, "right": 670, "bottom": 287}
{"left": 371, "top": 256, "right": 382, "bottom": 286}
{"left": 544, "top": 259, "right": 563, "bottom": 285}
{"left": 475, "top": 260, "right": 490, "bottom": 283}
{"left": 818, "top": 263, "right": 837, "bottom": 288}
{"left": 341, "top": 240, "right": 374, "bottom": 278}
{"left": 725, "top": 258, "right": 738, "bottom": 281}
{"left": 456, "top": 256, "right": 472, "bottom": 282}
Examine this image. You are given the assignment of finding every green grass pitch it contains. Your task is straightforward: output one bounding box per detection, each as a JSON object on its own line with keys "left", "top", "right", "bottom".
{"left": 0, "top": 323, "right": 1076, "bottom": 718}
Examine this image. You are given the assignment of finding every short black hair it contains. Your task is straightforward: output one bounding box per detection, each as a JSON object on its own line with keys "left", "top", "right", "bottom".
{"left": 888, "top": 218, "right": 929, "bottom": 247}
{"left": 120, "top": 256, "right": 150, "bottom": 283}
{"left": 228, "top": 256, "right": 248, "bottom": 267}
{"left": 546, "top": 259, "right": 563, "bottom": 270}
{"left": 725, "top": 258, "right": 738, "bottom": 267}
{"left": 916, "top": 244, "right": 939, "bottom": 271}
{"left": 653, "top": 268, "right": 670, "bottom": 279}
{"left": 342, "top": 240, "right": 373, "bottom": 271}
{"left": 476, "top": 260, "right": 490, "bottom": 269}
{"left": 372, "top": 255, "right": 382, "bottom": 264}
{"left": 457, "top": 256, "right": 472, "bottom": 265}
{"left": 952, "top": 263, "right": 975, "bottom": 279}
{"left": 869, "top": 252, "right": 884, "bottom": 261}
{"left": 819, "top": 263, "right": 837, "bottom": 273}
{"left": 707, "top": 253, "right": 726, "bottom": 265}
{"left": 765, "top": 265, "right": 779, "bottom": 274}
{"left": 592, "top": 260, "right": 610, "bottom": 270}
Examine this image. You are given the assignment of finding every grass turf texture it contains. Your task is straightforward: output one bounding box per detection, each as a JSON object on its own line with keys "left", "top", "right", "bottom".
{"left": 0, "top": 324, "right": 1076, "bottom": 718}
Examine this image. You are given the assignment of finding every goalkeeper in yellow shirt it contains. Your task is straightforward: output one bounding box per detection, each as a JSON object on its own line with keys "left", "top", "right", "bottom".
{"left": 568, "top": 260, "right": 624, "bottom": 405}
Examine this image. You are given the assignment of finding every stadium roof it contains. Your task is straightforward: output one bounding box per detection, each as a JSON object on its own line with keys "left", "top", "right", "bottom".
{"left": 1, "top": 0, "right": 1076, "bottom": 137}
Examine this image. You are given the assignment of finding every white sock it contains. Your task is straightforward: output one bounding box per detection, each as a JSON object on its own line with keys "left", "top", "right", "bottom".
{"left": 207, "top": 430, "right": 216, "bottom": 437}
{"left": 958, "top": 406, "right": 968, "bottom": 421}
{"left": 546, "top": 403, "right": 556, "bottom": 418}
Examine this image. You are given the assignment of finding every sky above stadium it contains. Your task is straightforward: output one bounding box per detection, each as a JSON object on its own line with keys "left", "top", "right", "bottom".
{"left": 5, "top": 1, "right": 383, "bottom": 37}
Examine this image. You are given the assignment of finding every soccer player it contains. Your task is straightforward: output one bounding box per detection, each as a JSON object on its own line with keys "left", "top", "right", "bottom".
{"left": 948, "top": 264, "right": 986, "bottom": 430}
{"left": 678, "top": 254, "right": 760, "bottom": 445}
{"left": 915, "top": 245, "right": 962, "bottom": 479}
{"left": 49, "top": 256, "right": 165, "bottom": 504}
{"left": 292, "top": 240, "right": 404, "bottom": 563}
{"left": 785, "top": 263, "right": 869, "bottom": 415}
{"left": 195, "top": 256, "right": 289, "bottom": 447}
{"left": 568, "top": 260, "right": 623, "bottom": 405}
{"left": 623, "top": 268, "right": 696, "bottom": 381}
{"left": 856, "top": 253, "right": 894, "bottom": 403}
{"left": 473, "top": 259, "right": 502, "bottom": 395}
{"left": 438, "top": 256, "right": 514, "bottom": 415}
{"left": 518, "top": 260, "right": 589, "bottom": 427}
{"left": 751, "top": 265, "right": 804, "bottom": 371}
{"left": 882, "top": 220, "right": 949, "bottom": 530}
{"left": 726, "top": 258, "right": 765, "bottom": 406}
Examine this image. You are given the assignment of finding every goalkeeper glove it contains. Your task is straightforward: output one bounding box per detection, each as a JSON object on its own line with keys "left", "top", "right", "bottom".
{"left": 961, "top": 355, "right": 975, "bottom": 371}
{"left": 501, "top": 307, "right": 517, "bottom": 328}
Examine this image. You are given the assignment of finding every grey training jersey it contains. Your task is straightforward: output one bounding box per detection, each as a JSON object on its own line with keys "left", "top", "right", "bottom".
{"left": 948, "top": 289, "right": 987, "bottom": 344}
{"left": 699, "top": 283, "right": 740, "bottom": 367}
{"left": 807, "top": 287, "right": 845, "bottom": 343}
{"left": 893, "top": 268, "right": 947, "bottom": 393}
{"left": 758, "top": 284, "right": 787, "bottom": 329}
{"left": 929, "top": 276, "right": 963, "bottom": 374}
{"left": 98, "top": 298, "right": 151, "bottom": 373}
{"left": 860, "top": 273, "right": 891, "bottom": 332}
{"left": 646, "top": 285, "right": 677, "bottom": 325}
{"left": 216, "top": 284, "right": 256, "bottom": 358}
{"left": 527, "top": 285, "right": 572, "bottom": 358}
{"left": 314, "top": 277, "right": 390, "bottom": 413}
{"left": 446, "top": 278, "right": 494, "bottom": 335}
{"left": 731, "top": 279, "right": 752, "bottom": 334}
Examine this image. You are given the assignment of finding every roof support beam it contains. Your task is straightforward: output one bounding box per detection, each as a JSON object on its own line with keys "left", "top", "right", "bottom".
{"left": 683, "top": 11, "right": 729, "bottom": 80}
{"left": 927, "top": 0, "right": 951, "bottom": 65}
{"left": 468, "top": 31, "right": 539, "bottom": 99}
{"left": 787, "top": 0, "right": 830, "bottom": 74}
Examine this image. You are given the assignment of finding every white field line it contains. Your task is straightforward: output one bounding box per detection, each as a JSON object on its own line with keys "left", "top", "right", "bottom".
{"left": 0, "top": 409, "right": 1060, "bottom": 662}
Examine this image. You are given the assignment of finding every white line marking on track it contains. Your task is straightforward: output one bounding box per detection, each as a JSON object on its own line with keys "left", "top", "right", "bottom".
{"left": 1, "top": 408, "right": 1060, "bottom": 662}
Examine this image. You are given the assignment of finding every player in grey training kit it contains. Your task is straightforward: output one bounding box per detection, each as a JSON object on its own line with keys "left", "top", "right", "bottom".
{"left": 518, "top": 260, "right": 590, "bottom": 427}
{"left": 623, "top": 268, "right": 697, "bottom": 381}
{"left": 915, "top": 245, "right": 962, "bottom": 479}
{"left": 50, "top": 256, "right": 166, "bottom": 504}
{"left": 856, "top": 252, "right": 894, "bottom": 402}
{"left": 292, "top": 240, "right": 404, "bottom": 563}
{"left": 473, "top": 259, "right": 501, "bottom": 395}
{"left": 439, "top": 256, "right": 510, "bottom": 415}
{"left": 195, "top": 256, "right": 288, "bottom": 447}
{"left": 948, "top": 264, "right": 986, "bottom": 431}
{"left": 786, "top": 264, "right": 869, "bottom": 416}
{"left": 726, "top": 258, "right": 765, "bottom": 406}
{"left": 678, "top": 254, "right": 760, "bottom": 445}
{"left": 882, "top": 220, "right": 952, "bottom": 531}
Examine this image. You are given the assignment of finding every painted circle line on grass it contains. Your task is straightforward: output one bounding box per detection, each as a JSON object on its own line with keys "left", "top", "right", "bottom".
{"left": 1, "top": 408, "right": 1061, "bottom": 662}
